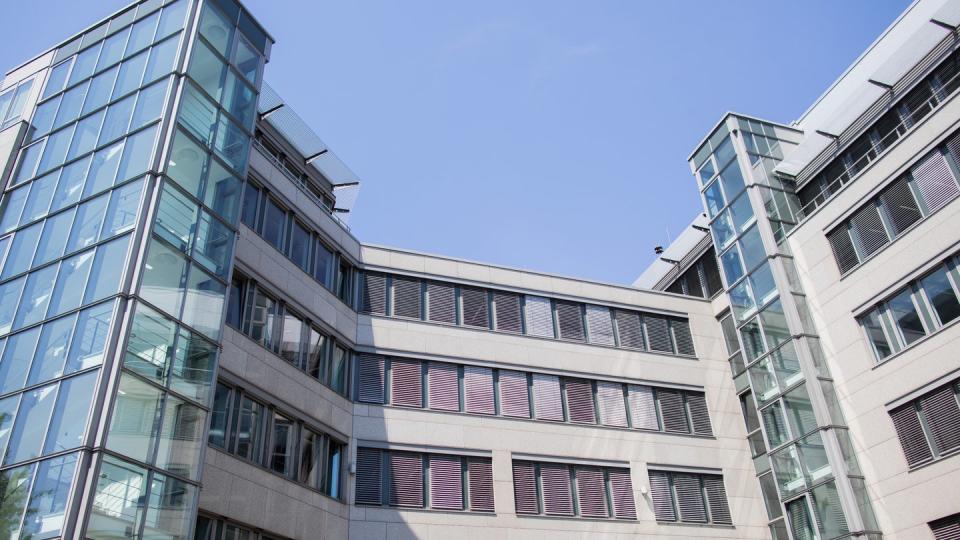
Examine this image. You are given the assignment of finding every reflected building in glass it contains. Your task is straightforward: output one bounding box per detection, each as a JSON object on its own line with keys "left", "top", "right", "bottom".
{"left": 0, "top": 0, "right": 959, "bottom": 538}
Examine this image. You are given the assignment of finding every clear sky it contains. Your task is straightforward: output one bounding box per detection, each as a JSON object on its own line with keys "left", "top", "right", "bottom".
{"left": 1, "top": 0, "right": 912, "bottom": 284}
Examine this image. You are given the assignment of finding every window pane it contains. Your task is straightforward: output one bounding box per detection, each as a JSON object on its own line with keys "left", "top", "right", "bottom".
{"left": 280, "top": 312, "right": 303, "bottom": 366}
{"left": 125, "top": 303, "right": 176, "bottom": 387}
{"left": 83, "top": 66, "right": 119, "bottom": 116}
{"left": 29, "top": 97, "right": 59, "bottom": 142}
{"left": 270, "top": 412, "right": 295, "bottom": 476}
{"left": 50, "top": 156, "right": 90, "bottom": 212}
{"left": 53, "top": 86, "right": 86, "bottom": 130}
{"left": 84, "top": 234, "right": 130, "bottom": 304}
{"left": 27, "top": 313, "right": 77, "bottom": 386}
{"left": 189, "top": 39, "right": 226, "bottom": 101}
{"left": 131, "top": 79, "right": 167, "bottom": 129}
{"left": 83, "top": 141, "right": 124, "bottom": 197}
{"left": 739, "top": 225, "right": 766, "bottom": 272}
{"left": 116, "top": 125, "right": 157, "bottom": 182}
{"left": 4, "top": 383, "right": 56, "bottom": 465}
{"left": 760, "top": 300, "right": 790, "bottom": 350}
{"left": 33, "top": 208, "right": 76, "bottom": 266}
{"left": 729, "top": 192, "right": 755, "bottom": 233}
{"left": 0, "top": 326, "right": 40, "bottom": 394}
{"left": 289, "top": 220, "right": 310, "bottom": 271}
{"left": 719, "top": 159, "right": 745, "bottom": 199}
{"left": 193, "top": 211, "right": 233, "bottom": 278}
{"left": 179, "top": 84, "right": 218, "bottom": 145}
{"left": 171, "top": 329, "right": 215, "bottom": 403}
{"left": 14, "top": 142, "right": 46, "bottom": 186}
{"left": 155, "top": 394, "right": 205, "bottom": 479}
{"left": 48, "top": 249, "right": 95, "bottom": 317}
{"left": 66, "top": 301, "right": 113, "bottom": 372}
{"left": 43, "top": 60, "right": 73, "bottom": 100}
{"left": 0, "top": 277, "right": 26, "bottom": 335}
{"left": 102, "top": 178, "right": 143, "bottom": 239}
{"left": 113, "top": 51, "right": 148, "bottom": 100}
{"left": 222, "top": 71, "right": 256, "bottom": 130}
{"left": 213, "top": 115, "right": 249, "bottom": 172}
{"left": 98, "top": 29, "right": 129, "bottom": 71}
{"left": 107, "top": 374, "right": 162, "bottom": 462}
{"left": 314, "top": 240, "right": 334, "bottom": 288}
{"left": 704, "top": 179, "right": 725, "bottom": 217}
{"left": 181, "top": 264, "right": 225, "bottom": 339}
{"left": 140, "top": 239, "right": 188, "bottom": 317}
{"left": 861, "top": 310, "right": 893, "bottom": 360}
{"left": 0, "top": 463, "right": 35, "bottom": 538}
{"left": 43, "top": 370, "right": 98, "bottom": 454}
{"left": 0, "top": 185, "right": 29, "bottom": 234}
{"left": 99, "top": 95, "right": 136, "bottom": 145}
{"left": 199, "top": 3, "right": 234, "bottom": 56}
{"left": 209, "top": 383, "right": 230, "bottom": 448}
{"left": 239, "top": 181, "right": 259, "bottom": 228}
{"left": 127, "top": 12, "right": 159, "bottom": 55}
{"left": 156, "top": 183, "right": 198, "bottom": 252}
{"left": 234, "top": 396, "right": 263, "bottom": 460}
{"left": 143, "top": 36, "right": 180, "bottom": 83}
{"left": 166, "top": 130, "right": 206, "bottom": 198}
{"left": 87, "top": 457, "right": 147, "bottom": 539}
{"left": 142, "top": 473, "right": 195, "bottom": 539}
{"left": 245, "top": 287, "right": 278, "bottom": 350}
{"left": 2, "top": 222, "right": 42, "bottom": 279}
{"left": 920, "top": 266, "right": 960, "bottom": 325}
{"left": 784, "top": 385, "right": 817, "bottom": 438}
{"left": 67, "top": 193, "right": 109, "bottom": 253}
{"left": 234, "top": 37, "right": 260, "bottom": 84}
{"left": 261, "top": 198, "right": 286, "bottom": 250}
{"left": 326, "top": 441, "right": 342, "bottom": 498}
{"left": 330, "top": 345, "right": 347, "bottom": 393}
{"left": 157, "top": 0, "right": 188, "bottom": 38}
{"left": 68, "top": 111, "right": 106, "bottom": 162}
{"left": 298, "top": 430, "right": 320, "bottom": 488}
{"left": 14, "top": 264, "right": 58, "bottom": 329}
{"left": 19, "top": 453, "right": 78, "bottom": 540}
{"left": 720, "top": 245, "right": 744, "bottom": 285}
{"left": 305, "top": 327, "right": 325, "bottom": 380}
{"left": 37, "top": 126, "right": 74, "bottom": 175}
{"left": 887, "top": 289, "right": 926, "bottom": 345}
{"left": 204, "top": 159, "right": 241, "bottom": 222}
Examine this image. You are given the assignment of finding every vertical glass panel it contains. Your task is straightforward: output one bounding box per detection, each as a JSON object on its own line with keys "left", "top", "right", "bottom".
{"left": 131, "top": 79, "right": 167, "bottom": 129}
{"left": 29, "top": 97, "right": 60, "bottom": 142}
{"left": 50, "top": 156, "right": 91, "bottom": 212}
{"left": 107, "top": 374, "right": 162, "bottom": 463}
{"left": 98, "top": 29, "right": 130, "bottom": 71}
{"left": 270, "top": 413, "right": 295, "bottom": 476}
{"left": 67, "top": 193, "right": 109, "bottom": 252}
{"left": 208, "top": 383, "right": 230, "bottom": 448}
{"left": 298, "top": 430, "right": 319, "bottom": 488}
{"left": 34, "top": 209, "right": 77, "bottom": 266}
{"left": 19, "top": 453, "right": 79, "bottom": 540}
{"left": 711, "top": 212, "right": 735, "bottom": 250}
{"left": 68, "top": 45, "right": 101, "bottom": 86}
{"left": 140, "top": 239, "right": 187, "bottom": 317}
{"left": 84, "top": 235, "right": 130, "bottom": 304}
{"left": 53, "top": 86, "right": 86, "bottom": 130}
{"left": 786, "top": 497, "right": 815, "bottom": 540}
{"left": 142, "top": 473, "right": 195, "bottom": 540}
{"left": 861, "top": 310, "right": 893, "bottom": 360}
{"left": 314, "top": 240, "right": 334, "bottom": 289}
{"left": 760, "top": 300, "right": 790, "bottom": 350}
{"left": 887, "top": 289, "right": 926, "bottom": 345}
{"left": 156, "top": 183, "right": 198, "bottom": 252}
{"left": 783, "top": 385, "right": 817, "bottom": 438}
{"left": 4, "top": 383, "right": 56, "bottom": 465}
{"left": 920, "top": 266, "right": 960, "bottom": 325}
{"left": 305, "top": 327, "right": 326, "bottom": 380}
{"left": 740, "top": 317, "right": 765, "bottom": 361}
{"left": 234, "top": 396, "right": 263, "bottom": 460}
{"left": 204, "top": 159, "right": 241, "bottom": 222}
{"left": 143, "top": 35, "right": 180, "bottom": 83}
{"left": 102, "top": 179, "right": 143, "bottom": 238}
{"left": 0, "top": 463, "right": 35, "bottom": 538}
{"left": 720, "top": 245, "right": 744, "bottom": 285}
{"left": 729, "top": 280, "right": 756, "bottom": 322}
{"left": 239, "top": 181, "right": 259, "bottom": 228}
{"left": 68, "top": 111, "right": 106, "bottom": 161}
{"left": 199, "top": 3, "right": 234, "bottom": 56}
{"left": 222, "top": 72, "right": 255, "bottom": 130}
{"left": 213, "top": 115, "right": 249, "bottom": 173}
{"left": 116, "top": 124, "right": 156, "bottom": 182}
{"left": 21, "top": 172, "right": 59, "bottom": 225}
{"left": 750, "top": 263, "right": 777, "bottom": 306}
{"left": 127, "top": 11, "right": 160, "bottom": 54}
{"left": 44, "top": 370, "right": 98, "bottom": 454}
{"left": 13, "top": 142, "right": 44, "bottom": 185}
{"left": 330, "top": 345, "right": 347, "bottom": 393}
{"left": 762, "top": 400, "right": 791, "bottom": 447}
{"left": 100, "top": 95, "right": 136, "bottom": 145}
{"left": 810, "top": 481, "right": 848, "bottom": 539}
{"left": 279, "top": 312, "right": 303, "bottom": 366}
{"left": 87, "top": 456, "right": 147, "bottom": 540}
{"left": 289, "top": 220, "right": 310, "bottom": 272}
{"left": 261, "top": 197, "right": 285, "bottom": 250}
{"left": 166, "top": 130, "right": 206, "bottom": 197}
{"left": 0, "top": 394, "right": 20, "bottom": 457}
{"left": 182, "top": 264, "right": 226, "bottom": 339}
{"left": 326, "top": 441, "right": 342, "bottom": 498}
{"left": 13, "top": 264, "right": 58, "bottom": 329}
{"left": 113, "top": 51, "right": 149, "bottom": 100}
{"left": 157, "top": 0, "right": 188, "bottom": 38}
{"left": 47, "top": 250, "right": 94, "bottom": 317}
{"left": 189, "top": 40, "right": 226, "bottom": 101}
{"left": 43, "top": 60, "right": 73, "bottom": 100}
{"left": 0, "top": 277, "right": 26, "bottom": 335}
{"left": 171, "top": 329, "right": 215, "bottom": 403}
{"left": 719, "top": 159, "right": 746, "bottom": 199}
{"left": 0, "top": 185, "right": 30, "bottom": 233}
{"left": 179, "top": 84, "right": 218, "bottom": 145}
{"left": 234, "top": 37, "right": 260, "bottom": 84}
{"left": 798, "top": 432, "right": 832, "bottom": 485}
{"left": 37, "top": 126, "right": 74, "bottom": 175}
{"left": 125, "top": 304, "right": 175, "bottom": 384}
{"left": 28, "top": 314, "right": 77, "bottom": 386}
{"left": 2, "top": 219, "right": 39, "bottom": 278}
{"left": 193, "top": 210, "right": 233, "bottom": 278}
{"left": 0, "top": 326, "right": 40, "bottom": 394}
{"left": 82, "top": 66, "right": 120, "bottom": 115}
{"left": 66, "top": 301, "right": 113, "bottom": 372}
{"left": 750, "top": 359, "right": 780, "bottom": 407}
{"left": 771, "top": 445, "right": 805, "bottom": 497}
{"left": 155, "top": 395, "right": 205, "bottom": 479}
{"left": 729, "top": 192, "right": 755, "bottom": 233}
{"left": 83, "top": 142, "right": 124, "bottom": 197}
{"left": 739, "top": 225, "right": 766, "bottom": 272}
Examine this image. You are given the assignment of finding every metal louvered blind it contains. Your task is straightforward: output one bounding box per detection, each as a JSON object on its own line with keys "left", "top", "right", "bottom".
{"left": 608, "top": 469, "right": 637, "bottom": 519}
{"left": 540, "top": 462, "right": 574, "bottom": 516}
{"left": 524, "top": 295, "right": 554, "bottom": 338}
{"left": 674, "top": 474, "right": 707, "bottom": 523}
{"left": 645, "top": 315, "right": 673, "bottom": 353}
{"left": 532, "top": 373, "right": 564, "bottom": 421}
{"left": 702, "top": 248, "right": 723, "bottom": 296}
{"left": 930, "top": 514, "right": 960, "bottom": 540}
{"left": 556, "top": 301, "right": 585, "bottom": 341}
{"left": 703, "top": 475, "right": 731, "bottom": 525}
{"left": 390, "top": 358, "right": 423, "bottom": 408}
{"left": 512, "top": 461, "right": 539, "bottom": 514}
{"left": 564, "top": 378, "right": 597, "bottom": 424}
{"left": 658, "top": 389, "right": 690, "bottom": 433}
{"left": 427, "top": 282, "right": 456, "bottom": 324}
{"left": 671, "top": 319, "right": 695, "bottom": 356}
{"left": 360, "top": 273, "right": 386, "bottom": 315}
{"left": 913, "top": 149, "right": 959, "bottom": 213}
{"left": 357, "top": 354, "right": 386, "bottom": 404}
{"left": 828, "top": 227, "right": 860, "bottom": 274}
{"left": 788, "top": 499, "right": 815, "bottom": 540}
{"left": 499, "top": 370, "right": 531, "bottom": 418}
{"left": 392, "top": 276, "right": 422, "bottom": 319}
{"left": 850, "top": 203, "right": 890, "bottom": 257}
{"left": 355, "top": 448, "right": 382, "bottom": 505}
{"left": 596, "top": 381, "right": 628, "bottom": 427}
{"left": 388, "top": 452, "right": 424, "bottom": 507}
{"left": 467, "top": 458, "right": 495, "bottom": 512}
{"left": 463, "top": 366, "right": 495, "bottom": 415}
{"left": 920, "top": 385, "right": 960, "bottom": 454}
{"left": 879, "top": 178, "right": 922, "bottom": 235}
{"left": 686, "top": 392, "right": 713, "bottom": 436}
{"left": 890, "top": 404, "right": 933, "bottom": 466}
{"left": 627, "top": 385, "right": 659, "bottom": 430}
{"left": 575, "top": 468, "right": 608, "bottom": 518}
{"left": 429, "top": 454, "right": 463, "bottom": 510}
{"left": 648, "top": 470, "right": 676, "bottom": 521}
{"left": 461, "top": 287, "right": 489, "bottom": 328}
{"left": 614, "top": 310, "right": 644, "bottom": 350}
{"left": 493, "top": 291, "right": 522, "bottom": 333}
{"left": 427, "top": 362, "right": 460, "bottom": 411}
{"left": 585, "top": 305, "right": 615, "bottom": 345}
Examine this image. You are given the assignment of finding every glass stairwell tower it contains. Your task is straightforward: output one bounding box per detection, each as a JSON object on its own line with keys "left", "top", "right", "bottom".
{"left": 0, "top": 0, "right": 270, "bottom": 537}
{"left": 689, "top": 115, "right": 881, "bottom": 540}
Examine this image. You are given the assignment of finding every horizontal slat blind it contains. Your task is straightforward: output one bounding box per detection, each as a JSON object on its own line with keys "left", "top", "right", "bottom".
{"left": 608, "top": 469, "right": 637, "bottom": 519}
{"left": 429, "top": 454, "right": 463, "bottom": 510}
{"left": 703, "top": 475, "right": 732, "bottom": 525}
{"left": 532, "top": 373, "right": 564, "bottom": 422}
{"left": 390, "top": 358, "right": 423, "bottom": 408}
{"left": 596, "top": 381, "right": 628, "bottom": 427}
{"left": 658, "top": 389, "right": 690, "bottom": 433}
{"left": 392, "top": 276, "right": 422, "bottom": 319}
{"left": 388, "top": 452, "right": 424, "bottom": 507}
{"left": 493, "top": 291, "right": 522, "bottom": 333}
{"left": 627, "top": 384, "right": 659, "bottom": 430}
{"left": 461, "top": 287, "right": 489, "bottom": 328}
{"left": 512, "top": 461, "right": 539, "bottom": 514}
{"left": 355, "top": 447, "right": 382, "bottom": 505}
{"left": 920, "top": 385, "right": 960, "bottom": 454}
{"left": 360, "top": 272, "right": 386, "bottom": 315}
{"left": 890, "top": 404, "right": 933, "bottom": 466}
{"left": 427, "top": 281, "right": 456, "bottom": 324}
{"left": 463, "top": 366, "right": 495, "bottom": 415}
{"left": 540, "top": 462, "right": 574, "bottom": 516}
{"left": 575, "top": 467, "right": 608, "bottom": 518}
{"left": 523, "top": 295, "right": 554, "bottom": 338}
{"left": 930, "top": 514, "right": 960, "bottom": 540}
{"left": 556, "top": 301, "right": 585, "bottom": 341}
{"left": 564, "top": 378, "right": 596, "bottom": 424}
{"left": 674, "top": 473, "right": 707, "bottom": 523}
{"left": 879, "top": 178, "right": 922, "bottom": 235}
{"left": 671, "top": 319, "right": 695, "bottom": 356}
{"left": 828, "top": 227, "right": 859, "bottom": 274}
{"left": 914, "top": 149, "right": 959, "bottom": 213}
{"left": 585, "top": 305, "right": 615, "bottom": 346}
{"left": 615, "top": 310, "right": 644, "bottom": 350}
{"left": 645, "top": 315, "right": 673, "bottom": 353}
{"left": 850, "top": 203, "right": 889, "bottom": 257}
{"left": 356, "top": 353, "right": 386, "bottom": 404}
{"left": 467, "top": 458, "right": 495, "bottom": 512}
{"left": 686, "top": 392, "right": 713, "bottom": 436}
{"left": 427, "top": 362, "right": 460, "bottom": 412}
{"left": 648, "top": 470, "right": 676, "bottom": 521}
{"left": 499, "top": 370, "right": 531, "bottom": 418}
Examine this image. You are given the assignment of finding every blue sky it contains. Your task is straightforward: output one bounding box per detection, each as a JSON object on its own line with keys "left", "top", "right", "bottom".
{"left": 1, "top": 0, "right": 911, "bottom": 284}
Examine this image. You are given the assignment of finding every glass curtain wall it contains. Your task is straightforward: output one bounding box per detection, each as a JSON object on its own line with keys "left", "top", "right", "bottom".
{"left": 691, "top": 116, "right": 879, "bottom": 540}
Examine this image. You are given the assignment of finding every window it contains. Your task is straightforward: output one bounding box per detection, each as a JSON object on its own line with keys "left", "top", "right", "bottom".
{"left": 355, "top": 448, "right": 493, "bottom": 512}
{"left": 647, "top": 469, "right": 732, "bottom": 525}
{"left": 512, "top": 459, "right": 636, "bottom": 520}
{"left": 195, "top": 515, "right": 287, "bottom": 540}
{"left": 890, "top": 380, "right": 960, "bottom": 467}
{"left": 930, "top": 512, "right": 960, "bottom": 540}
